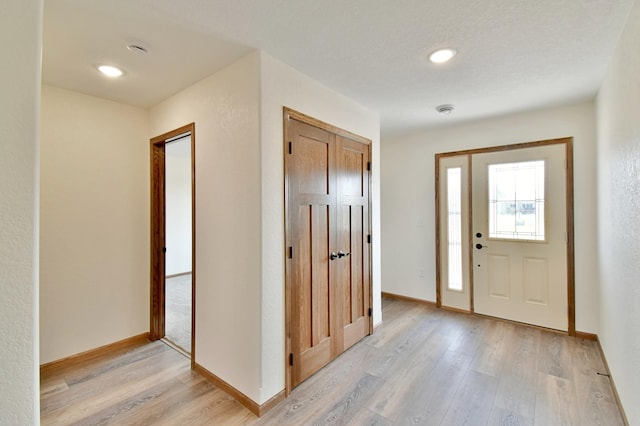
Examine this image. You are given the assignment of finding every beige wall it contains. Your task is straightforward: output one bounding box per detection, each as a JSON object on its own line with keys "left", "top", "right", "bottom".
{"left": 149, "top": 51, "right": 381, "bottom": 404}
{"left": 381, "top": 102, "right": 599, "bottom": 333}
{"left": 40, "top": 85, "right": 150, "bottom": 364}
{"left": 150, "top": 52, "right": 264, "bottom": 401}
{"left": 0, "top": 0, "right": 42, "bottom": 422}
{"left": 259, "top": 52, "right": 381, "bottom": 403}
{"left": 596, "top": 0, "right": 640, "bottom": 422}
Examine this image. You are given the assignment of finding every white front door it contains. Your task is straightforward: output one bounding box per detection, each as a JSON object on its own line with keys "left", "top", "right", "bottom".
{"left": 471, "top": 144, "right": 568, "bottom": 331}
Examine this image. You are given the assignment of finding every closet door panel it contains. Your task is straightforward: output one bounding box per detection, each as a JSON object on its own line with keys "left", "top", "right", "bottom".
{"left": 336, "top": 136, "right": 371, "bottom": 351}
{"left": 286, "top": 112, "right": 372, "bottom": 390}
{"left": 288, "top": 119, "right": 335, "bottom": 387}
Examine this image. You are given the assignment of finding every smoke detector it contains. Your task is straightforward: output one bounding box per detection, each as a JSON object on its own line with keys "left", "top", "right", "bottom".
{"left": 436, "top": 104, "right": 455, "bottom": 115}
{"left": 126, "top": 41, "right": 150, "bottom": 55}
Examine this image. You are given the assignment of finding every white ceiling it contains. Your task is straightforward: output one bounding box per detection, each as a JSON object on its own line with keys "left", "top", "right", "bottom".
{"left": 42, "top": 0, "right": 635, "bottom": 137}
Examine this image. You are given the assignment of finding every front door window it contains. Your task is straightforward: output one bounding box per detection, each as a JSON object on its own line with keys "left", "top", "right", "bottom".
{"left": 488, "top": 160, "right": 545, "bottom": 241}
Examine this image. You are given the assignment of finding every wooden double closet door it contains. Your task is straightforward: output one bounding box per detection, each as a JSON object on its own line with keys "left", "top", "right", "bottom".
{"left": 285, "top": 109, "right": 372, "bottom": 390}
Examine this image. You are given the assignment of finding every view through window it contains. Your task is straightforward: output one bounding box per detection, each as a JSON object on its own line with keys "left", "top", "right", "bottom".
{"left": 488, "top": 160, "right": 545, "bottom": 241}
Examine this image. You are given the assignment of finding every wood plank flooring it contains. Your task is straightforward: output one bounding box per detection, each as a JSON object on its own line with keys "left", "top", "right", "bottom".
{"left": 41, "top": 298, "right": 626, "bottom": 425}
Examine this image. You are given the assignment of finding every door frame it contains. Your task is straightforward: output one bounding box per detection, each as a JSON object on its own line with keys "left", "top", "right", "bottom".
{"left": 435, "top": 137, "right": 575, "bottom": 335}
{"left": 150, "top": 123, "right": 196, "bottom": 363}
{"left": 283, "top": 107, "right": 373, "bottom": 394}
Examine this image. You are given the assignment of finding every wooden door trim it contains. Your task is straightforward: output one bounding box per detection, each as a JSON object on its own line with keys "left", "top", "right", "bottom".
{"left": 466, "top": 155, "right": 474, "bottom": 313}
{"left": 284, "top": 108, "right": 372, "bottom": 146}
{"left": 283, "top": 107, "right": 373, "bottom": 395}
{"left": 434, "top": 154, "right": 473, "bottom": 311}
{"left": 435, "top": 137, "right": 575, "bottom": 336}
{"left": 283, "top": 111, "right": 293, "bottom": 396}
{"left": 150, "top": 140, "right": 165, "bottom": 341}
{"left": 150, "top": 123, "right": 197, "bottom": 364}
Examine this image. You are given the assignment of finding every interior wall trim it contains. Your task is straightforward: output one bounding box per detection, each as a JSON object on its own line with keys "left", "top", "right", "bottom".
{"left": 192, "top": 363, "right": 285, "bottom": 417}
{"left": 595, "top": 337, "right": 629, "bottom": 425}
{"left": 284, "top": 108, "right": 371, "bottom": 146}
{"left": 381, "top": 291, "right": 437, "bottom": 307}
{"left": 574, "top": 331, "right": 598, "bottom": 341}
{"left": 39, "top": 333, "right": 149, "bottom": 372}
{"left": 382, "top": 292, "right": 599, "bottom": 343}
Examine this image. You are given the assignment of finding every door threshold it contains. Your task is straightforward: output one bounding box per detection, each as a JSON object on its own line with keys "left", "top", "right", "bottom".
{"left": 161, "top": 338, "right": 191, "bottom": 359}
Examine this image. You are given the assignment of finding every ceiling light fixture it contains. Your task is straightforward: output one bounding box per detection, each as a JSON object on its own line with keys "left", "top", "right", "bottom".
{"left": 429, "top": 48, "right": 457, "bottom": 64}
{"left": 98, "top": 65, "right": 123, "bottom": 78}
{"left": 436, "top": 104, "right": 455, "bottom": 115}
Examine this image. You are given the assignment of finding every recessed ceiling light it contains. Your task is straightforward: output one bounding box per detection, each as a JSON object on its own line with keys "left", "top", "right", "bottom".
{"left": 429, "top": 48, "right": 457, "bottom": 64}
{"left": 98, "top": 65, "right": 123, "bottom": 78}
{"left": 436, "top": 104, "right": 455, "bottom": 115}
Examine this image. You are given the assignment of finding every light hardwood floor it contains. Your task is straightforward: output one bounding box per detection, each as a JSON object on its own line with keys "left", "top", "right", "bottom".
{"left": 41, "top": 298, "right": 626, "bottom": 425}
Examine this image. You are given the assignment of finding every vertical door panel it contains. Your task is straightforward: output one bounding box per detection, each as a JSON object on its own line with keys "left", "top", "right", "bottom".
{"left": 523, "top": 257, "right": 548, "bottom": 305}
{"left": 295, "top": 205, "right": 331, "bottom": 350}
{"left": 486, "top": 254, "right": 510, "bottom": 299}
{"left": 297, "top": 135, "right": 330, "bottom": 195}
{"left": 296, "top": 205, "right": 312, "bottom": 351}
{"left": 312, "top": 205, "right": 331, "bottom": 345}
{"left": 350, "top": 205, "right": 364, "bottom": 320}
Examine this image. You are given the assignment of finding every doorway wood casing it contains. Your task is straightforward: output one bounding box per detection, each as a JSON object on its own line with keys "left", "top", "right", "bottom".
{"left": 150, "top": 123, "right": 196, "bottom": 363}
{"left": 435, "top": 137, "right": 576, "bottom": 335}
{"left": 284, "top": 108, "right": 373, "bottom": 393}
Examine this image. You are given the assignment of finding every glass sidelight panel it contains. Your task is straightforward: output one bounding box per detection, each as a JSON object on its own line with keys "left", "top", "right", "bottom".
{"left": 447, "top": 167, "right": 463, "bottom": 291}
{"left": 488, "top": 160, "right": 545, "bottom": 241}
{"left": 438, "top": 154, "right": 470, "bottom": 312}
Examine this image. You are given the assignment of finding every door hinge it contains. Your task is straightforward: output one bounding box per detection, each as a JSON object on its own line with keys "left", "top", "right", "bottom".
{"left": 288, "top": 246, "right": 293, "bottom": 258}
{"left": 288, "top": 141, "right": 292, "bottom": 154}
{"left": 162, "top": 247, "right": 167, "bottom": 253}
{"left": 368, "top": 307, "right": 372, "bottom": 317}
{"left": 367, "top": 161, "right": 371, "bottom": 171}
{"left": 367, "top": 234, "right": 371, "bottom": 244}
{"left": 289, "top": 352, "right": 294, "bottom": 366}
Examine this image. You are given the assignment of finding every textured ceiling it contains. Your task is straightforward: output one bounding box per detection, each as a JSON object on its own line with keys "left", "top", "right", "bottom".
{"left": 42, "top": 1, "right": 252, "bottom": 109}
{"left": 42, "top": 0, "right": 635, "bottom": 137}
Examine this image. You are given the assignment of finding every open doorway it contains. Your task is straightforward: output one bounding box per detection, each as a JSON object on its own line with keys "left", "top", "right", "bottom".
{"left": 165, "top": 135, "right": 192, "bottom": 353}
{"left": 150, "top": 123, "right": 195, "bottom": 360}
